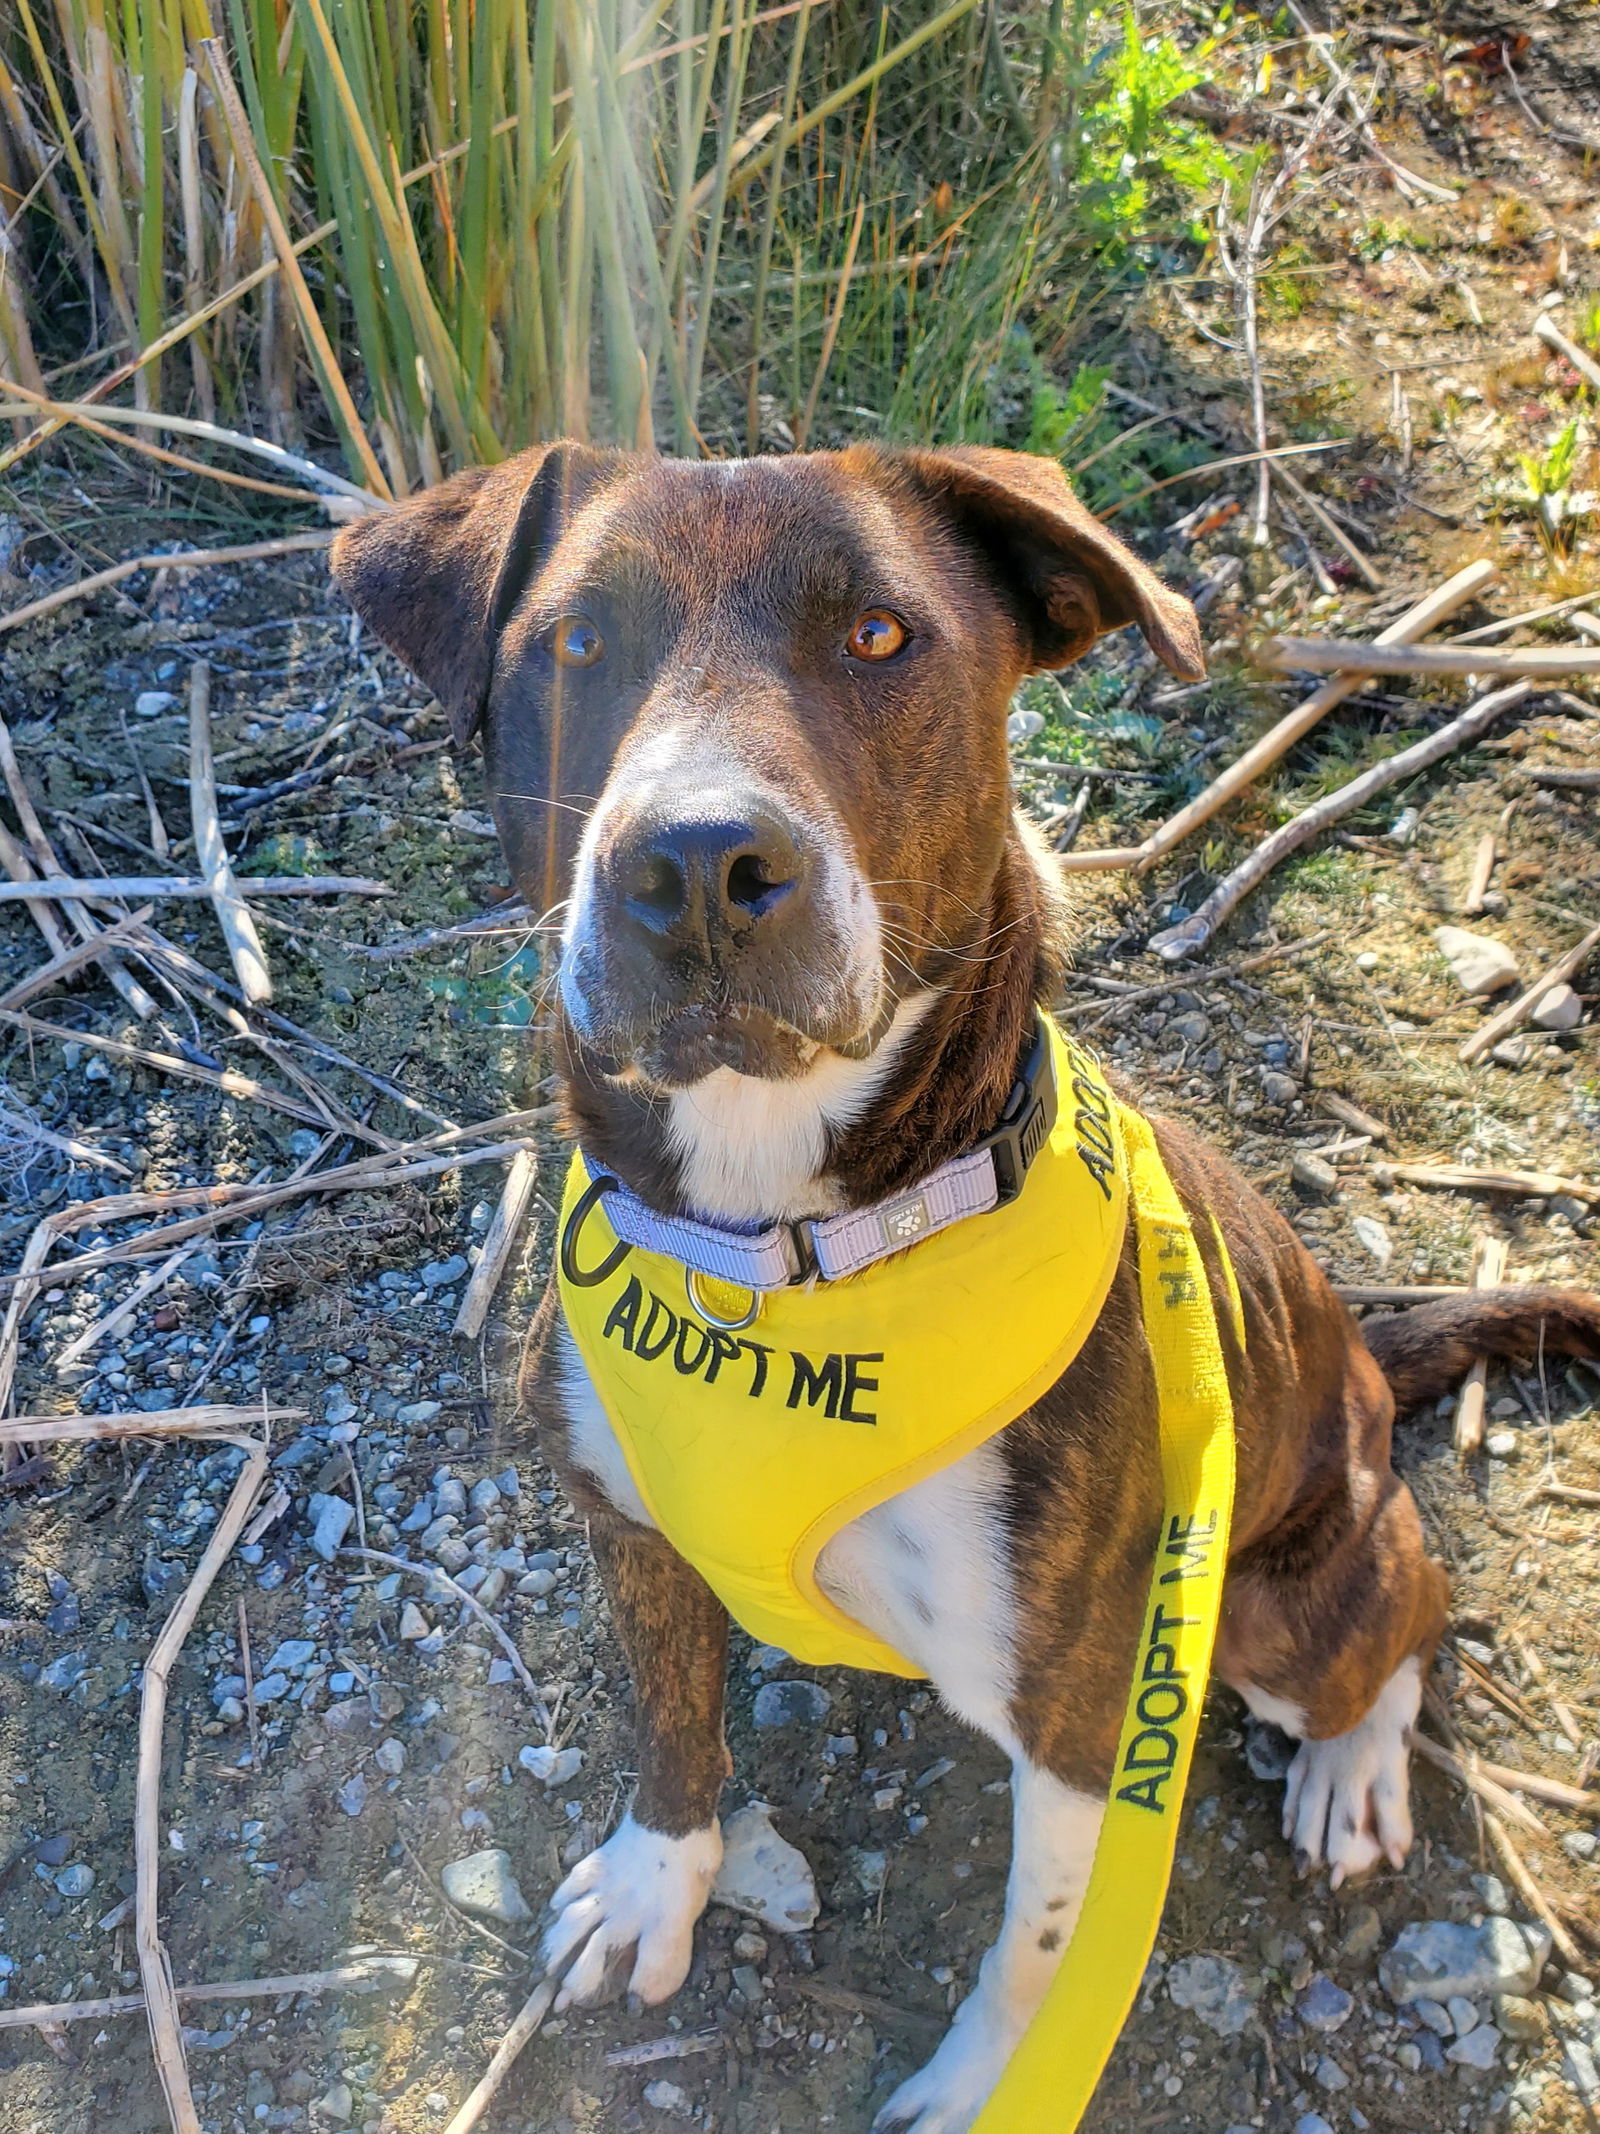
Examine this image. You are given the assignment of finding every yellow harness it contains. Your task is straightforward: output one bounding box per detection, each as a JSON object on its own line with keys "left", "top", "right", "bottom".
{"left": 558, "top": 1022, "right": 1237, "bottom": 2130}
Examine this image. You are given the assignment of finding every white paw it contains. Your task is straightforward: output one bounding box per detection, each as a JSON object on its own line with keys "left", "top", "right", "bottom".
{"left": 541, "top": 1812, "right": 721, "bottom": 2008}
{"left": 1283, "top": 1656, "right": 1420, "bottom": 1888}
{"left": 872, "top": 1993, "right": 1014, "bottom": 2134}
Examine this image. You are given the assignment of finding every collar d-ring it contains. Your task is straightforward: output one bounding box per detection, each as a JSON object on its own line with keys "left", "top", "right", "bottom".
{"left": 559, "top": 1172, "right": 633, "bottom": 1289}
{"left": 685, "top": 1267, "right": 761, "bottom": 1332}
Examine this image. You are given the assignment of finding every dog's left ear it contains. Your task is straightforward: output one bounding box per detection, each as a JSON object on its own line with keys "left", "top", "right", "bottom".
{"left": 331, "top": 442, "right": 620, "bottom": 746}
{"left": 886, "top": 444, "right": 1205, "bottom": 681}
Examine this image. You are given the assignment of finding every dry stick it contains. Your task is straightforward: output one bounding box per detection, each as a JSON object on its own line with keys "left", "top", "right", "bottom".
{"left": 1533, "top": 312, "right": 1600, "bottom": 397}
{"left": 1274, "top": 459, "right": 1384, "bottom": 589}
{"left": 0, "top": 1957, "right": 422, "bottom": 2033}
{"left": 342, "top": 1546, "right": 547, "bottom": 1716}
{"left": 439, "top": 1979, "right": 561, "bottom": 2134}
{"left": 53, "top": 1244, "right": 199, "bottom": 1372}
{"left": 1412, "top": 1735, "right": 1553, "bottom": 1844}
{"left": 136, "top": 1427, "right": 270, "bottom": 2134}
{"left": 187, "top": 663, "right": 270, "bottom": 1004}
{"left": 1473, "top": 1759, "right": 1600, "bottom": 1815}
{"left": 0, "top": 533, "right": 334, "bottom": 638}
{"left": 453, "top": 1149, "right": 539, "bottom": 1341}
{"left": 1531, "top": 765, "right": 1600, "bottom": 791}
{"left": 0, "top": 874, "right": 391, "bottom": 906}
{"left": 1061, "top": 928, "right": 1338, "bottom": 1026}
{"left": 1450, "top": 590, "right": 1600, "bottom": 645}
{"left": 0, "top": 1102, "right": 133, "bottom": 1178}
{"left": 1454, "top": 1235, "right": 1509, "bottom": 1457}
{"left": 0, "top": 1010, "right": 340, "bottom": 1134}
{"left": 1509, "top": 1628, "right": 1587, "bottom": 1754}
{"left": 1147, "top": 681, "right": 1535, "bottom": 963}
{"left": 1317, "top": 1091, "right": 1390, "bottom": 1144}
{"left": 1379, "top": 1161, "right": 1597, "bottom": 1202}
{"left": 1059, "top": 559, "right": 1498, "bottom": 875}
{"left": 198, "top": 40, "right": 391, "bottom": 503}
{"left": 1485, "top": 1811, "right": 1585, "bottom": 1971}
{"left": 0, "top": 1407, "right": 300, "bottom": 1448}
{"left": 0, "top": 715, "right": 157, "bottom": 1020}
{"left": 1463, "top": 830, "right": 1498, "bottom": 916}
{"left": 1262, "top": 638, "right": 1600, "bottom": 680}
{"left": 0, "top": 906, "right": 155, "bottom": 1012}
{"left": 1333, "top": 1282, "right": 1468, "bottom": 1305}
{"left": 1459, "top": 921, "right": 1600, "bottom": 1065}
{"left": 0, "top": 819, "right": 76, "bottom": 958}
{"left": 1537, "top": 1485, "right": 1600, "bottom": 1509}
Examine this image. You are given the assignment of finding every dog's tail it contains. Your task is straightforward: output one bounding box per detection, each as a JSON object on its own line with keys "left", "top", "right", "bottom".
{"left": 1362, "top": 1286, "right": 1600, "bottom": 1410}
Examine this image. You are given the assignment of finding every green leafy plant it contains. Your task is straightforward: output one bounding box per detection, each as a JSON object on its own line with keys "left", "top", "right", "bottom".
{"left": 1518, "top": 417, "right": 1592, "bottom": 554}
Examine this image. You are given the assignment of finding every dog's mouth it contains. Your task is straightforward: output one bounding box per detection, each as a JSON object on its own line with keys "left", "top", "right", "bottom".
{"left": 634, "top": 1003, "right": 819, "bottom": 1086}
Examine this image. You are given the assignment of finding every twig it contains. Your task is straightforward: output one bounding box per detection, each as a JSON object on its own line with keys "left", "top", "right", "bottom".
{"left": 0, "top": 533, "right": 334, "bottom": 637}
{"left": 0, "top": 1956, "right": 421, "bottom": 2032}
{"left": 1459, "top": 921, "right": 1600, "bottom": 1065}
{"left": 0, "top": 907, "right": 156, "bottom": 1013}
{"left": 0, "top": 1405, "right": 300, "bottom": 1448}
{"left": 1413, "top": 1735, "right": 1553, "bottom": 1843}
{"left": 1062, "top": 929, "right": 1338, "bottom": 1024}
{"left": 439, "top": 1980, "right": 560, "bottom": 2134}
{"left": 1284, "top": 0, "right": 1458, "bottom": 204}
{"left": 1274, "top": 460, "right": 1384, "bottom": 588}
{"left": 1316, "top": 1091, "right": 1390, "bottom": 1143}
{"left": 342, "top": 1546, "right": 549, "bottom": 1719}
{"left": 187, "top": 663, "right": 270, "bottom": 1003}
{"left": 1485, "top": 1810, "right": 1585, "bottom": 1970}
{"left": 1333, "top": 1282, "right": 1467, "bottom": 1305}
{"left": 1471, "top": 1758, "right": 1600, "bottom": 1815}
{"left": 0, "top": 874, "right": 391, "bottom": 906}
{"left": 1530, "top": 766, "right": 1600, "bottom": 792}
{"left": 1532, "top": 1485, "right": 1600, "bottom": 1510}
{"left": 1463, "top": 831, "right": 1498, "bottom": 917}
{"left": 52, "top": 1244, "right": 199, "bottom": 1371}
{"left": 0, "top": 1101, "right": 133, "bottom": 1178}
{"left": 137, "top": 1423, "right": 269, "bottom": 2132}
{"left": 604, "top": 2029, "right": 724, "bottom": 2067}
{"left": 1377, "top": 1161, "right": 1595, "bottom": 1201}
{"left": 1451, "top": 590, "right": 1600, "bottom": 645}
{"left": 453, "top": 1150, "right": 539, "bottom": 1341}
{"left": 1533, "top": 313, "right": 1600, "bottom": 397}
{"left": 1063, "top": 561, "right": 1497, "bottom": 876}
{"left": 1097, "top": 439, "right": 1348, "bottom": 522}
{"left": 1262, "top": 638, "right": 1600, "bottom": 680}
{"left": 1147, "top": 683, "right": 1534, "bottom": 962}
{"left": 1508, "top": 1629, "right": 1587, "bottom": 1756}
{"left": 1455, "top": 1234, "right": 1509, "bottom": 1456}
{"left": 237, "top": 1594, "right": 261, "bottom": 1770}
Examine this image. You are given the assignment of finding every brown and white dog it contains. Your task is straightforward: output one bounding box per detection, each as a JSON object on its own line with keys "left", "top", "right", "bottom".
{"left": 333, "top": 445, "right": 1600, "bottom": 2133}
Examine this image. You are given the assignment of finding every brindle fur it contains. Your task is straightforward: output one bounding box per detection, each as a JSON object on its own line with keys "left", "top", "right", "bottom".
{"left": 333, "top": 444, "right": 1600, "bottom": 1876}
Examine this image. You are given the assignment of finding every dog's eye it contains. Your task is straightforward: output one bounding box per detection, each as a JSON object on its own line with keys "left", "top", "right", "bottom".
{"left": 551, "top": 617, "right": 604, "bottom": 669}
{"left": 845, "top": 610, "right": 909, "bottom": 662}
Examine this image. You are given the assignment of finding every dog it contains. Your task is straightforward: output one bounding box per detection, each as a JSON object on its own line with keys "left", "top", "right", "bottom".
{"left": 333, "top": 443, "right": 1600, "bottom": 2133}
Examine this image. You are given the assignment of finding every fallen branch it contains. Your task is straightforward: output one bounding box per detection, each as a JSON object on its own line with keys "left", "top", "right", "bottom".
{"left": 188, "top": 662, "right": 270, "bottom": 1004}
{"left": 1471, "top": 1759, "right": 1600, "bottom": 1815}
{"left": 1061, "top": 561, "right": 1498, "bottom": 876}
{"left": 1533, "top": 312, "right": 1600, "bottom": 398}
{"left": 1458, "top": 920, "right": 1600, "bottom": 1064}
{"left": 453, "top": 1150, "right": 539, "bottom": 1341}
{"left": 1530, "top": 766, "right": 1600, "bottom": 791}
{"left": 1061, "top": 929, "right": 1338, "bottom": 1024}
{"left": 1316, "top": 1091, "right": 1390, "bottom": 1144}
{"left": 1375, "top": 1161, "right": 1596, "bottom": 1203}
{"left": 1455, "top": 1234, "right": 1509, "bottom": 1457}
{"left": 1274, "top": 459, "right": 1384, "bottom": 589}
{"left": 0, "top": 1956, "right": 420, "bottom": 2032}
{"left": 1532, "top": 1484, "right": 1600, "bottom": 1510}
{"left": 440, "top": 1979, "right": 560, "bottom": 2134}
{"left": 137, "top": 1422, "right": 270, "bottom": 2132}
{"left": 1450, "top": 590, "right": 1600, "bottom": 645}
{"left": 0, "top": 532, "right": 334, "bottom": 637}
{"left": 1148, "top": 681, "right": 1534, "bottom": 962}
{"left": 0, "top": 874, "right": 390, "bottom": 904}
{"left": 1262, "top": 638, "right": 1600, "bottom": 680}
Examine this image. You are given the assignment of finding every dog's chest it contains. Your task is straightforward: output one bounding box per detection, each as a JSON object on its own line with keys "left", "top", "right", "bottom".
{"left": 556, "top": 1322, "right": 1021, "bottom": 1743}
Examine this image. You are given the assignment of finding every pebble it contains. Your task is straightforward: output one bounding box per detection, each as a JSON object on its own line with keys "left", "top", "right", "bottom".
{"left": 1169, "top": 1011, "right": 1212, "bottom": 1046}
{"left": 399, "top": 1602, "right": 430, "bottom": 1640}
{"left": 440, "top": 1849, "right": 532, "bottom": 1924}
{"left": 1380, "top": 1917, "right": 1551, "bottom": 2004}
{"left": 517, "top": 1568, "right": 558, "bottom": 1598}
{"left": 1312, "top": 2054, "right": 1348, "bottom": 2091}
{"left": 308, "top": 1493, "right": 355, "bottom": 1561}
{"left": 421, "top": 1257, "right": 469, "bottom": 1290}
{"left": 1496, "top": 1993, "right": 1543, "bottom": 2041}
{"left": 1446, "top": 2023, "right": 1501, "bottom": 2070}
{"left": 1486, "top": 1429, "right": 1518, "bottom": 1459}
{"left": 1340, "top": 1904, "right": 1382, "bottom": 1962}
{"left": 1563, "top": 1832, "right": 1598, "bottom": 1862}
{"left": 399, "top": 1401, "right": 443, "bottom": 1425}
{"left": 1295, "top": 2118, "right": 1335, "bottom": 2134}
{"left": 1530, "top": 981, "right": 1583, "bottom": 1032}
{"left": 134, "top": 690, "right": 179, "bottom": 718}
{"left": 38, "top": 1651, "right": 89, "bottom": 1691}
{"left": 1413, "top": 1997, "right": 1454, "bottom": 2035}
{"left": 1291, "top": 1152, "right": 1338, "bottom": 1195}
{"left": 642, "top": 2079, "right": 691, "bottom": 2115}
{"left": 315, "top": 2082, "right": 354, "bottom": 2121}
{"left": 1298, "top": 1975, "right": 1354, "bottom": 2032}
{"left": 263, "top": 1639, "right": 316, "bottom": 1677}
{"left": 1259, "top": 1070, "right": 1298, "bottom": 1107}
{"left": 518, "top": 1744, "right": 583, "bottom": 1786}
{"left": 1351, "top": 1214, "right": 1392, "bottom": 1267}
{"left": 1006, "top": 707, "right": 1045, "bottom": 744}
{"left": 1166, "top": 1952, "right": 1258, "bottom": 2037}
{"left": 467, "top": 1477, "right": 501, "bottom": 1515}
{"left": 711, "top": 1804, "right": 819, "bottom": 1932}
{"left": 1434, "top": 925, "right": 1519, "bottom": 996}
{"left": 53, "top": 1863, "right": 94, "bottom": 1897}
{"left": 752, "top": 1680, "right": 833, "bottom": 1729}
{"left": 339, "top": 1774, "right": 368, "bottom": 1817}
{"left": 374, "top": 1739, "right": 406, "bottom": 1777}
{"left": 1446, "top": 1993, "right": 1481, "bottom": 2035}
{"left": 323, "top": 1388, "right": 358, "bottom": 1427}
{"left": 1243, "top": 1717, "right": 1296, "bottom": 1782}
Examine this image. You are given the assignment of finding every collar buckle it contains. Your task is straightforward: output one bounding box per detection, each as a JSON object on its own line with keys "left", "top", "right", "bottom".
{"left": 973, "top": 1014, "right": 1058, "bottom": 1206}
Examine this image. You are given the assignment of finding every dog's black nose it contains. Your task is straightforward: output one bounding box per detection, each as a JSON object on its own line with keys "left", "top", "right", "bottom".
{"left": 617, "top": 811, "right": 806, "bottom": 954}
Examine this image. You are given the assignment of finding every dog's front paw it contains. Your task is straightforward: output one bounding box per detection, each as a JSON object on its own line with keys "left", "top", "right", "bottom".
{"left": 542, "top": 1812, "right": 721, "bottom": 2008}
{"left": 1282, "top": 1658, "right": 1420, "bottom": 1888}
{"left": 871, "top": 1996, "right": 1014, "bottom": 2134}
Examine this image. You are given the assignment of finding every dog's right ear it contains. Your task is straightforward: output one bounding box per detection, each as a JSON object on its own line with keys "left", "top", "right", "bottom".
{"left": 330, "top": 442, "right": 616, "bottom": 747}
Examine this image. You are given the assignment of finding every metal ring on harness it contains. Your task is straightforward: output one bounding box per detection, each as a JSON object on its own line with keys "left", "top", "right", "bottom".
{"left": 685, "top": 1267, "right": 761, "bottom": 1333}
{"left": 559, "top": 1174, "right": 633, "bottom": 1289}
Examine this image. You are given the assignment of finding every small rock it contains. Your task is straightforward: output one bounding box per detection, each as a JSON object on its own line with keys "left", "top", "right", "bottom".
{"left": 38, "top": 1651, "right": 90, "bottom": 1691}
{"left": 398, "top": 1401, "right": 442, "bottom": 1426}
{"left": 433, "top": 1477, "right": 468, "bottom": 1516}
{"left": 1292, "top": 1152, "right": 1338, "bottom": 1195}
{"left": 642, "top": 2079, "right": 691, "bottom": 2115}
{"left": 374, "top": 1739, "right": 406, "bottom": 1777}
{"left": 1472, "top": 1872, "right": 1510, "bottom": 1914}
{"left": 1447, "top": 1993, "right": 1481, "bottom": 2036}
{"left": 1388, "top": 805, "right": 1420, "bottom": 847}
{"left": 1295, "top": 2119, "right": 1335, "bottom": 2134}
{"left": 1490, "top": 1037, "right": 1532, "bottom": 1069}
{"left": 1355, "top": 950, "right": 1380, "bottom": 973}
{"left": 308, "top": 1493, "right": 354, "bottom": 1561}
{"left": 420, "top": 1257, "right": 469, "bottom": 1290}
{"left": 1299, "top": 1975, "right": 1355, "bottom": 2033}
{"left": 1243, "top": 1717, "right": 1297, "bottom": 1782}
{"left": 1340, "top": 1904, "right": 1382, "bottom": 1962}
{"left": 1530, "top": 982, "right": 1582, "bottom": 1032}
{"left": 53, "top": 1863, "right": 95, "bottom": 1897}
{"left": 1563, "top": 1831, "right": 1598, "bottom": 1862}
{"left": 848, "top": 1848, "right": 889, "bottom": 1897}
{"left": 133, "top": 690, "right": 179, "bottom": 718}
{"left": 732, "top": 1929, "right": 769, "bottom": 1964}
{"left": 752, "top": 1680, "right": 833, "bottom": 1729}
{"left": 1446, "top": 2024, "right": 1500, "bottom": 2070}
{"left": 1495, "top": 1993, "right": 1543, "bottom": 2041}
{"left": 339, "top": 1774, "right": 368, "bottom": 1818}
{"left": 1435, "top": 925, "right": 1519, "bottom": 997}
{"left": 1166, "top": 1952, "right": 1258, "bottom": 2037}
{"left": 440, "top": 1849, "right": 532, "bottom": 1924}
{"left": 1169, "top": 1011, "right": 1212, "bottom": 1047}
{"left": 1414, "top": 1997, "right": 1454, "bottom": 2035}
{"left": 467, "top": 1477, "right": 501, "bottom": 1515}
{"left": 1312, "top": 2054, "right": 1348, "bottom": 2091}
{"left": 263, "top": 1639, "right": 317, "bottom": 1677}
{"left": 1006, "top": 707, "right": 1045, "bottom": 745}
{"left": 1380, "top": 1918, "right": 1551, "bottom": 2005}
{"left": 314, "top": 2081, "right": 355, "bottom": 2122}
{"left": 1260, "top": 1070, "right": 1298, "bottom": 1107}
{"left": 517, "top": 1568, "right": 558, "bottom": 1598}
{"left": 1486, "top": 1429, "right": 1518, "bottom": 1459}
{"left": 518, "top": 1744, "right": 583, "bottom": 1787}
{"left": 1352, "top": 1214, "right": 1393, "bottom": 1267}
{"left": 711, "top": 1804, "right": 818, "bottom": 1932}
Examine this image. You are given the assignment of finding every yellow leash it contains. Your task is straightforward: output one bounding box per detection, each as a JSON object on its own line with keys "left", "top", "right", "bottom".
{"left": 972, "top": 1106, "right": 1237, "bottom": 2132}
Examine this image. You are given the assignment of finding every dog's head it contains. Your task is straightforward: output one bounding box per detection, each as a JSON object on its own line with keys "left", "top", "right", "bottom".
{"left": 333, "top": 445, "right": 1201, "bottom": 1088}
